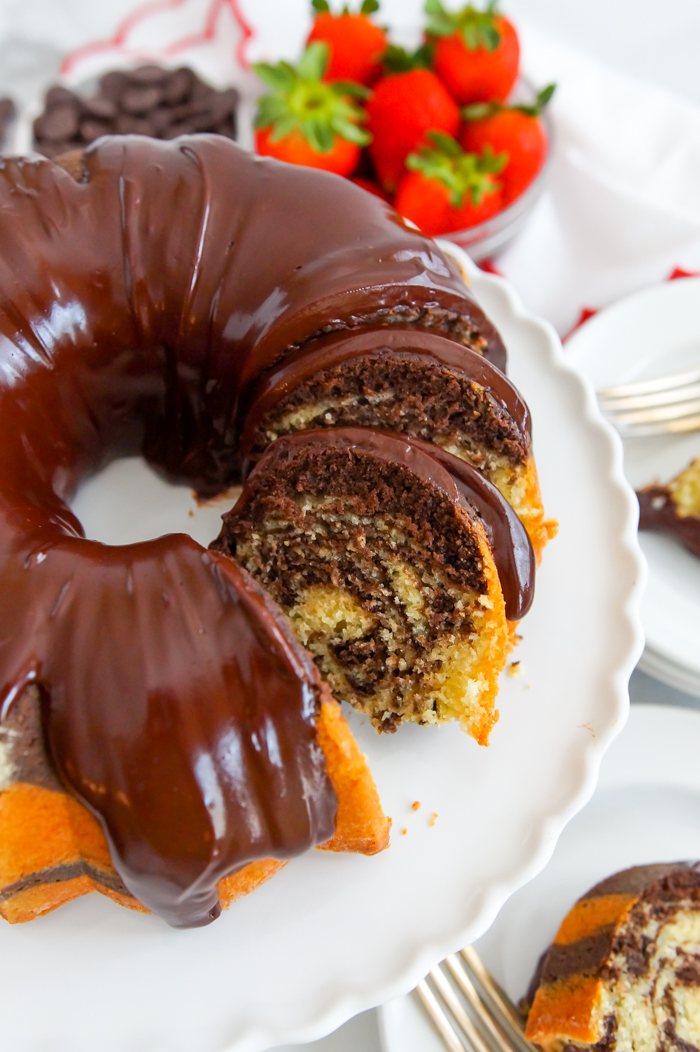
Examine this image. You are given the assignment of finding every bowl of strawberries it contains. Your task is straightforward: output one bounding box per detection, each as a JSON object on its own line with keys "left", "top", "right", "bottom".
{"left": 252, "top": 0, "right": 554, "bottom": 262}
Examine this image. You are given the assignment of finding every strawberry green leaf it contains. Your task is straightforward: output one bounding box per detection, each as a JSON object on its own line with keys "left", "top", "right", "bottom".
{"left": 462, "top": 101, "right": 500, "bottom": 120}
{"left": 268, "top": 113, "right": 298, "bottom": 143}
{"left": 311, "top": 0, "right": 331, "bottom": 10}
{"left": 254, "top": 42, "right": 370, "bottom": 153}
{"left": 253, "top": 95, "right": 289, "bottom": 128}
{"left": 297, "top": 41, "right": 329, "bottom": 80}
{"left": 330, "top": 115, "right": 372, "bottom": 145}
{"left": 332, "top": 80, "right": 371, "bottom": 99}
{"left": 407, "top": 132, "right": 504, "bottom": 207}
{"left": 360, "top": 0, "right": 380, "bottom": 12}
{"left": 251, "top": 62, "right": 297, "bottom": 92}
{"left": 513, "top": 82, "right": 556, "bottom": 117}
{"left": 382, "top": 42, "right": 433, "bottom": 73}
{"left": 425, "top": 1, "right": 502, "bottom": 52}
{"left": 305, "top": 117, "right": 335, "bottom": 153}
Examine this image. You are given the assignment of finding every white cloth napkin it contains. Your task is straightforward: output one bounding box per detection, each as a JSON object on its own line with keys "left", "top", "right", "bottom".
{"left": 499, "top": 26, "right": 700, "bottom": 333}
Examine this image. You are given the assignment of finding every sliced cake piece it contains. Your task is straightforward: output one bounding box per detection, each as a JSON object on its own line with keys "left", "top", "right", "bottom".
{"left": 239, "top": 327, "right": 556, "bottom": 560}
{"left": 637, "top": 456, "right": 700, "bottom": 558}
{"left": 213, "top": 427, "right": 531, "bottom": 739}
{"left": 525, "top": 862, "right": 700, "bottom": 1052}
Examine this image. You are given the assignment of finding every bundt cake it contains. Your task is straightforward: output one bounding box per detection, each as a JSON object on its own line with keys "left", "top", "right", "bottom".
{"left": 0, "top": 133, "right": 545, "bottom": 926}
{"left": 637, "top": 457, "right": 700, "bottom": 558}
{"left": 525, "top": 863, "right": 700, "bottom": 1052}
{"left": 213, "top": 427, "right": 534, "bottom": 737}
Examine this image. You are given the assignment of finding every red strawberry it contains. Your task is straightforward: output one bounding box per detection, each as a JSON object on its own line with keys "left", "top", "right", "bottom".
{"left": 459, "top": 84, "right": 554, "bottom": 203}
{"left": 253, "top": 42, "right": 370, "bottom": 177}
{"left": 425, "top": 0, "right": 519, "bottom": 104}
{"left": 366, "top": 48, "right": 460, "bottom": 192}
{"left": 350, "top": 176, "right": 390, "bottom": 200}
{"left": 307, "top": 0, "right": 388, "bottom": 87}
{"left": 395, "top": 131, "right": 505, "bottom": 235}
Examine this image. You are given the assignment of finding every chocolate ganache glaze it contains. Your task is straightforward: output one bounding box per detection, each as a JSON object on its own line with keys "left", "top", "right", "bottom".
{"left": 239, "top": 325, "right": 530, "bottom": 475}
{"left": 0, "top": 134, "right": 507, "bottom": 926}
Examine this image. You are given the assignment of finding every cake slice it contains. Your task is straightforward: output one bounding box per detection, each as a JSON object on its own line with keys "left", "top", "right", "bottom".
{"left": 239, "top": 327, "right": 556, "bottom": 560}
{"left": 213, "top": 427, "right": 534, "bottom": 738}
{"left": 637, "top": 456, "right": 700, "bottom": 558}
{"left": 525, "top": 862, "right": 700, "bottom": 1052}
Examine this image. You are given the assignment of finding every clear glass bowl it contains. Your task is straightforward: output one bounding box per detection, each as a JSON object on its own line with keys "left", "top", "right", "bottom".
{"left": 441, "top": 78, "right": 553, "bottom": 263}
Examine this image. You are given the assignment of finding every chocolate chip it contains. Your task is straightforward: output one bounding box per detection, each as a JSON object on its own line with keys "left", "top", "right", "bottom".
{"left": 120, "top": 85, "right": 163, "bottom": 115}
{"left": 162, "top": 67, "right": 195, "bottom": 106}
{"left": 34, "top": 65, "right": 239, "bottom": 156}
{"left": 115, "top": 114, "right": 154, "bottom": 136}
{"left": 82, "top": 96, "right": 118, "bottom": 120}
{"left": 99, "top": 70, "right": 129, "bottom": 100}
{"left": 34, "top": 104, "right": 80, "bottom": 142}
{"left": 80, "top": 119, "right": 112, "bottom": 144}
{"left": 148, "top": 107, "right": 173, "bottom": 135}
{"left": 130, "top": 64, "right": 169, "bottom": 85}
{"left": 208, "top": 89, "right": 238, "bottom": 123}
{"left": 45, "top": 85, "right": 77, "bottom": 109}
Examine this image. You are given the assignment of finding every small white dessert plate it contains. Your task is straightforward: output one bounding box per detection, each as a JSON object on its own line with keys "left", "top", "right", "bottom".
{"left": 0, "top": 252, "right": 644, "bottom": 1052}
{"left": 379, "top": 702, "right": 700, "bottom": 1052}
{"left": 566, "top": 279, "right": 700, "bottom": 696}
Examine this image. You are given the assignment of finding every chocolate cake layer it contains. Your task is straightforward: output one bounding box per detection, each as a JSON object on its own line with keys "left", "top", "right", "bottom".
{"left": 215, "top": 428, "right": 512, "bottom": 737}
{"left": 240, "top": 327, "right": 529, "bottom": 478}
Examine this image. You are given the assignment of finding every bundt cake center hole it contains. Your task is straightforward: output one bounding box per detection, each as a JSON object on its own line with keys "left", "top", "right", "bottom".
{"left": 70, "top": 456, "right": 238, "bottom": 549}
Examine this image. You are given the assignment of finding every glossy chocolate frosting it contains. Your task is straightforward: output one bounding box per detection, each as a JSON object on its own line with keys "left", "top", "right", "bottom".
{"left": 239, "top": 326, "right": 529, "bottom": 476}
{"left": 228, "top": 427, "right": 534, "bottom": 620}
{"left": 0, "top": 135, "right": 506, "bottom": 925}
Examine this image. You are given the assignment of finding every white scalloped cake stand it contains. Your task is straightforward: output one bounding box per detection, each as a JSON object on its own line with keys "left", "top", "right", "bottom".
{"left": 0, "top": 245, "right": 645, "bottom": 1052}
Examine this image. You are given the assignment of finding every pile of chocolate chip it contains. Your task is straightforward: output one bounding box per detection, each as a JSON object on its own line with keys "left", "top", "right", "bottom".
{"left": 33, "top": 65, "right": 238, "bottom": 159}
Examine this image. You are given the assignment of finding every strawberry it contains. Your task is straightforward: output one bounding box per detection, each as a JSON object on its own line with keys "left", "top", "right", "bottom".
{"left": 425, "top": 0, "right": 520, "bottom": 104}
{"left": 395, "top": 131, "right": 505, "bottom": 235}
{"left": 459, "top": 84, "right": 554, "bottom": 203}
{"left": 253, "top": 42, "right": 370, "bottom": 177}
{"left": 366, "top": 47, "right": 460, "bottom": 192}
{"left": 350, "top": 176, "right": 390, "bottom": 200}
{"left": 307, "top": 0, "right": 388, "bottom": 87}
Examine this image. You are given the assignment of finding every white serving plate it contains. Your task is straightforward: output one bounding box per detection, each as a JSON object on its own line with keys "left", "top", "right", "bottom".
{"left": 0, "top": 251, "right": 644, "bottom": 1052}
{"left": 379, "top": 702, "right": 700, "bottom": 1052}
{"left": 566, "top": 278, "right": 700, "bottom": 695}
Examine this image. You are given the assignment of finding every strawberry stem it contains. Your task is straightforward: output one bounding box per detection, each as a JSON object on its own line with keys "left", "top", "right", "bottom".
{"left": 462, "top": 84, "right": 556, "bottom": 122}
{"left": 406, "top": 131, "right": 506, "bottom": 207}
{"left": 425, "top": 0, "right": 502, "bottom": 52}
{"left": 381, "top": 42, "right": 434, "bottom": 74}
{"left": 253, "top": 42, "right": 371, "bottom": 153}
{"left": 311, "top": 0, "right": 380, "bottom": 13}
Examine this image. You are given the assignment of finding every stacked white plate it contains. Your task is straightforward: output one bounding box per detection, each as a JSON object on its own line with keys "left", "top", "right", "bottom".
{"left": 567, "top": 278, "right": 700, "bottom": 697}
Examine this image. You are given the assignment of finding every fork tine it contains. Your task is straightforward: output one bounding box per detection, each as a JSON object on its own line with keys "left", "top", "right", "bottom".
{"left": 599, "top": 381, "right": 700, "bottom": 411}
{"left": 444, "top": 955, "right": 514, "bottom": 1052}
{"left": 603, "top": 396, "right": 700, "bottom": 425}
{"left": 598, "top": 367, "right": 700, "bottom": 399}
{"left": 416, "top": 978, "right": 468, "bottom": 1052}
{"left": 610, "top": 413, "right": 700, "bottom": 437}
{"left": 460, "top": 947, "right": 528, "bottom": 1035}
{"left": 429, "top": 964, "right": 496, "bottom": 1052}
